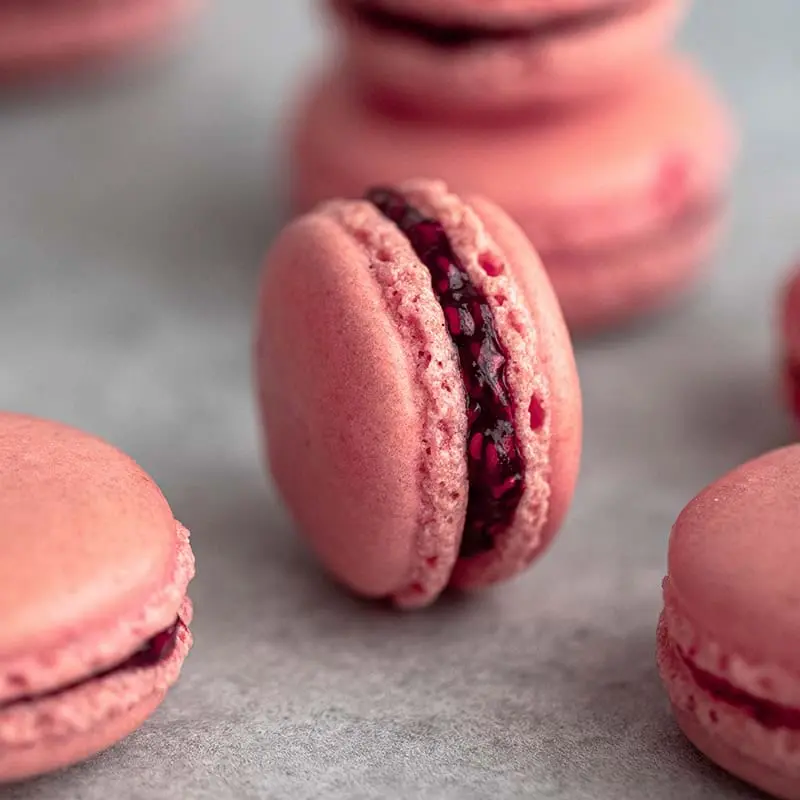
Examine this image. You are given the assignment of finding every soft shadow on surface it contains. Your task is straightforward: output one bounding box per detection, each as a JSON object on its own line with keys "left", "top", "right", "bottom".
{"left": 510, "top": 627, "right": 763, "bottom": 799}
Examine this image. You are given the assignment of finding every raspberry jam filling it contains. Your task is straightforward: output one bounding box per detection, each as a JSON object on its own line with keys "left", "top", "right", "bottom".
{"left": 785, "top": 358, "right": 800, "bottom": 420}
{"left": 681, "top": 651, "right": 800, "bottom": 730}
{"left": 347, "top": 0, "right": 638, "bottom": 48}
{"left": 0, "top": 617, "right": 184, "bottom": 711}
{"left": 366, "top": 187, "right": 527, "bottom": 558}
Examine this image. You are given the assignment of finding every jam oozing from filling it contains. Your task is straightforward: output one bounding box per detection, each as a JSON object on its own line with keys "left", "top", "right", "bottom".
{"left": 681, "top": 651, "right": 800, "bottom": 730}
{"left": 0, "top": 617, "right": 183, "bottom": 711}
{"left": 348, "top": 0, "right": 638, "bottom": 49}
{"left": 366, "top": 187, "right": 527, "bottom": 558}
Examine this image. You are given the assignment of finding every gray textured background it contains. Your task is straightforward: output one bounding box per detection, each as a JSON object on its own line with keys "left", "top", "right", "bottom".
{"left": 1, "top": 1, "right": 799, "bottom": 798}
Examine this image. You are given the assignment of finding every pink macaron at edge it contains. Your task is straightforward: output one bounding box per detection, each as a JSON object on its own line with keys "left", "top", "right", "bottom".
{"left": 0, "top": 0, "right": 198, "bottom": 71}
{"left": 0, "top": 413, "right": 196, "bottom": 702}
{"left": 657, "top": 446, "right": 800, "bottom": 799}
{"left": 0, "top": 413, "right": 195, "bottom": 781}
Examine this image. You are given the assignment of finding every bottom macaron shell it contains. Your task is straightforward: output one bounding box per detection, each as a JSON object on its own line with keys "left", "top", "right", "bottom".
{"left": 0, "top": 0, "right": 196, "bottom": 78}
{"left": 0, "top": 690, "right": 164, "bottom": 783}
{"left": 657, "top": 617, "right": 800, "bottom": 800}
{"left": 542, "top": 207, "right": 724, "bottom": 330}
{"left": 673, "top": 707, "right": 800, "bottom": 800}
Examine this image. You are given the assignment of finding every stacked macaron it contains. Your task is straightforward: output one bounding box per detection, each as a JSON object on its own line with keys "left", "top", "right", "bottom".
{"left": 290, "top": 0, "right": 737, "bottom": 331}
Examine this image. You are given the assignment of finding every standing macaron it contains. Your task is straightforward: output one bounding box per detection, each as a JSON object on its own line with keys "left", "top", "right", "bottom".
{"left": 780, "top": 262, "right": 800, "bottom": 425}
{"left": 657, "top": 445, "right": 800, "bottom": 800}
{"left": 0, "top": 413, "right": 195, "bottom": 783}
{"left": 290, "top": 56, "right": 736, "bottom": 331}
{"left": 255, "top": 179, "right": 581, "bottom": 608}
{"left": 0, "top": 0, "right": 198, "bottom": 79}
{"left": 328, "top": 0, "right": 687, "bottom": 115}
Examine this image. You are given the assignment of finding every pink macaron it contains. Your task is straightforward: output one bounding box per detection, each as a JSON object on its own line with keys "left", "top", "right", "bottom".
{"left": 328, "top": 0, "right": 687, "bottom": 116}
{"left": 0, "top": 413, "right": 195, "bottom": 783}
{"left": 779, "top": 263, "right": 800, "bottom": 425}
{"left": 255, "top": 179, "right": 582, "bottom": 608}
{"left": 0, "top": 0, "right": 197, "bottom": 79}
{"left": 290, "top": 55, "right": 736, "bottom": 331}
{"left": 657, "top": 445, "right": 800, "bottom": 800}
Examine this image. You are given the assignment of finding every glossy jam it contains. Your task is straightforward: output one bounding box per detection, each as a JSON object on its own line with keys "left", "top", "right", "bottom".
{"left": 682, "top": 652, "right": 800, "bottom": 730}
{"left": 1, "top": 617, "right": 182, "bottom": 710}
{"left": 349, "top": 0, "right": 633, "bottom": 48}
{"left": 367, "top": 187, "right": 528, "bottom": 558}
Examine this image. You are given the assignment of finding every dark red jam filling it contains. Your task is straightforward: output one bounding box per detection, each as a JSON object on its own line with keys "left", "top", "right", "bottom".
{"left": 0, "top": 617, "right": 183, "bottom": 711}
{"left": 366, "top": 187, "right": 527, "bottom": 558}
{"left": 786, "top": 358, "right": 800, "bottom": 420}
{"left": 681, "top": 651, "right": 800, "bottom": 730}
{"left": 347, "top": 0, "right": 636, "bottom": 48}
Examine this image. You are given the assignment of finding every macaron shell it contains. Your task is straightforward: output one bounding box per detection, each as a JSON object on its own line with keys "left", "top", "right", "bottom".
{"left": 290, "top": 56, "right": 734, "bottom": 254}
{"left": 337, "top": 0, "right": 686, "bottom": 112}
{"left": 0, "top": 414, "right": 194, "bottom": 702}
{"left": 666, "top": 445, "right": 800, "bottom": 676}
{"left": 0, "top": 690, "right": 164, "bottom": 784}
{"left": 256, "top": 208, "right": 465, "bottom": 602}
{"left": 544, "top": 206, "right": 724, "bottom": 330}
{"left": 657, "top": 616, "right": 800, "bottom": 800}
{"left": 673, "top": 706, "right": 800, "bottom": 800}
{"left": 451, "top": 194, "right": 581, "bottom": 589}
{"left": 0, "top": 0, "right": 197, "bottom": 77}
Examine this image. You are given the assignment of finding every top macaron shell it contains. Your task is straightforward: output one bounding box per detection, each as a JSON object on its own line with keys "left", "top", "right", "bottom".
{"left": 256, "top": 181, "right": 580, "bottom": 607}
{"left": 0, "top": 413, "right": 193, "bottom": 707}
{"left": 664, "top": 445, "right": 800, "bottom": 679}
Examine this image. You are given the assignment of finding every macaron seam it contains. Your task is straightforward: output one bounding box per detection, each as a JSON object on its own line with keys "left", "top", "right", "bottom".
{"left": 663, "top": 579, "right": 800, "bottom": 709}
{"left": 401, "top": 180, "right": 552, "bottom": 589}
{"left": 658, "top": 615, "right": 800, "bottom": 773}
{"left": 0, "top": 522, "right": 195, "bottom": 704}
{"left": 0, "top": 606, "right": 192, "bottom": 747}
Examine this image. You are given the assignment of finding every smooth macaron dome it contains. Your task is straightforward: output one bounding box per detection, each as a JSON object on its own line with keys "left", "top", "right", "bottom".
{"left": 256, "top": 179, "right": 581, "bottom": 608}
{"left": 0, "top": 413, "right": 195, "bottom": 783}
{"left": 290, "top": 56, "right": 736, "bottom": 331}
{"left": 329, "top": 0, "right": 687, "bottom": 114}
{"left": 657, "top": 445, "right": 800, "bottom": 800}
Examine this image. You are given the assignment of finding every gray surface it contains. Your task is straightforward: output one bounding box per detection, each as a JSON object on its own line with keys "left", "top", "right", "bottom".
{"left": 0, "top": 1, "right": 798, "bottom": 798}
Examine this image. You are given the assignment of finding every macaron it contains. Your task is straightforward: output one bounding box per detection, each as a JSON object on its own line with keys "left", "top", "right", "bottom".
{"left": 0, "top": 413, "right": 195, "bottom": 783}
{"left": 255, "top": 179, "right": 582, "bottom": 609}
{"left": 657, "top": 445, "right": 800, "bottom": 800}
{"left": 289, "top": 55, "right": 736, "bottom": 331}
{"left": 779, "top": 262, "right": 800, "bottom": 425}
{"left": 0, "top": 0, "right": 197, "bottom": 79}
{"left": 328, "top": 0, "right": 688, "bottom": 115}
